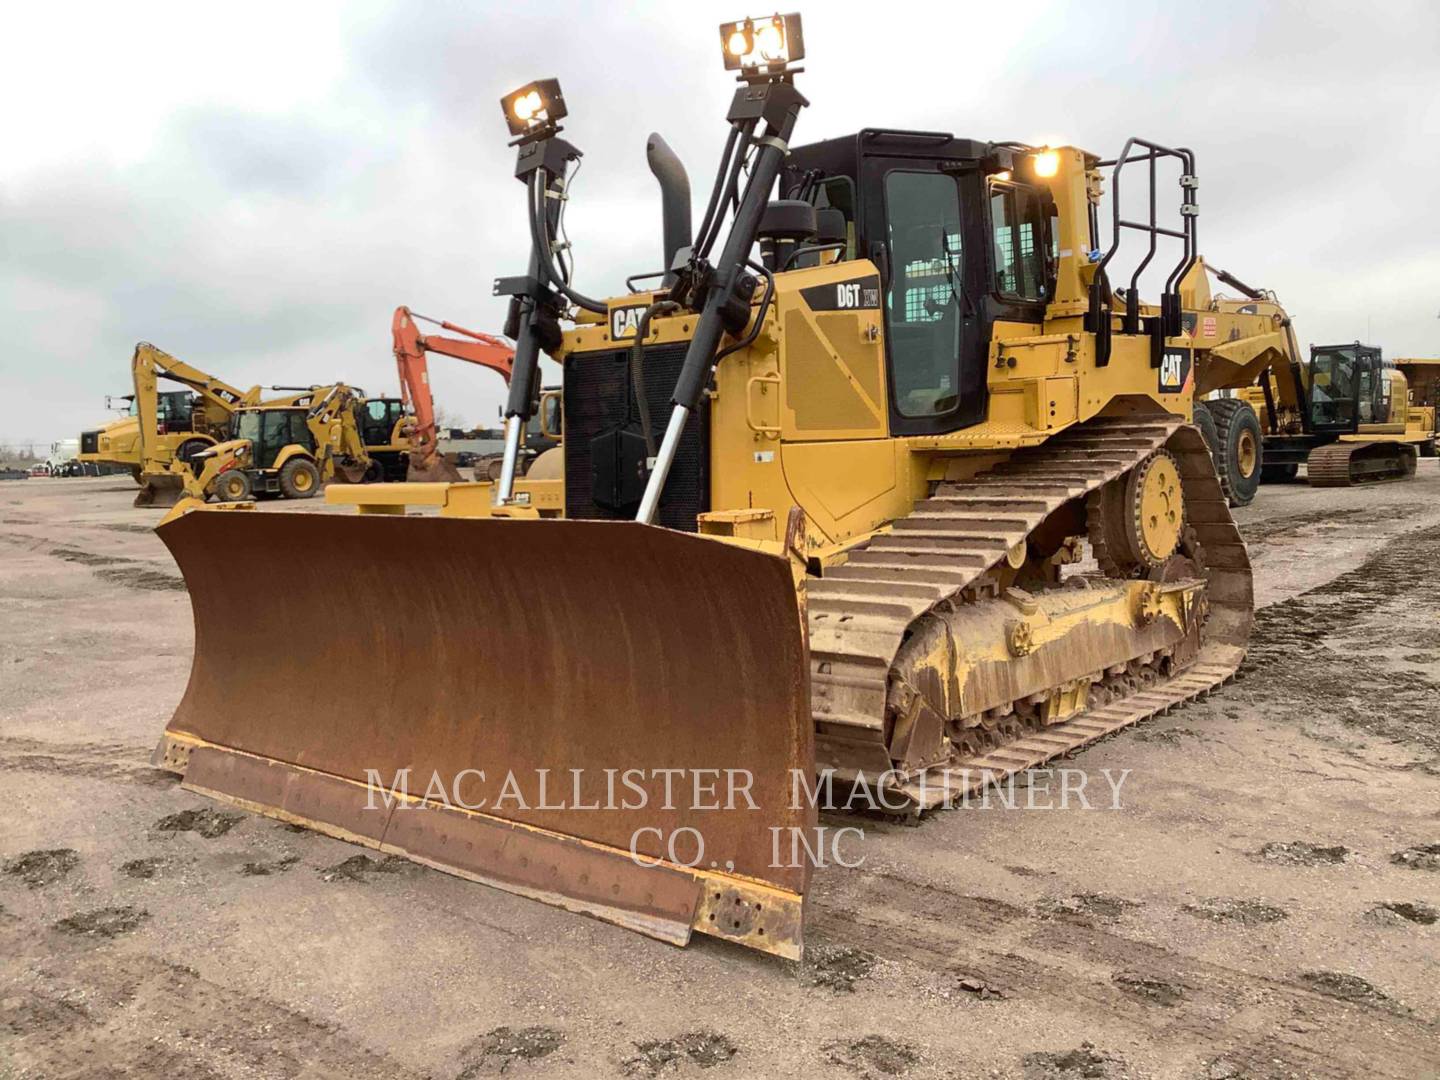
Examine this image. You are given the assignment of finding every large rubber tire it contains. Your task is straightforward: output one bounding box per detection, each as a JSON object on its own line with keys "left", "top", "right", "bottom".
{"left": 1260, "top": 462, "right": 1299, "bottom": 483}
{"left": 1193, "top": 402, "right": 1220, "bottom": 458}
{"left": 212, "top": 469, "right": 252, "bottom": 503}
{"left": 279, "top": 457, "right": 321, "bottom": 499}
{"left": 1206, "top": 398, "right": 1262, "bottom": 507}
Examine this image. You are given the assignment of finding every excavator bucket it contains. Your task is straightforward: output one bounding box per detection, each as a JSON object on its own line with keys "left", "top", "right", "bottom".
{"left": 133, "top": 473, "right": 187, "bottom": 508}
{"left": 405, "top": 452, "right": 464, "bottom": 482}
{"left": 151, "top": 508, "right": 816, "bottom": 957}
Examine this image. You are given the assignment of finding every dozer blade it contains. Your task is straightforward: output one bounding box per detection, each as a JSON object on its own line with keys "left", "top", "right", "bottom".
{"left": 134, "top": 473, "right": 187, "bottom": 508}
{"left": 405, "top": 452, "right": 464, "bottom": 483}
{"left": 152, "top": 509, "right": 815, "bottom": 958}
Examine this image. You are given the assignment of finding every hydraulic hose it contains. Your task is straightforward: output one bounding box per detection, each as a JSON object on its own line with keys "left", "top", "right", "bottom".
{"left": 692, "top": 125, "right": 740, "bottom": 264}
{"left": 528, "top": 170, "right": 607, "bottom": 315}
{"left": 630, "top": 300, "right": 681, "bottom": 457}
{"left": 699, "top": 120, "right": 757, "bottom": 260}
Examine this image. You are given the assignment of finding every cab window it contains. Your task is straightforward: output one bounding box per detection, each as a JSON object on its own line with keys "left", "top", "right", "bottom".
{"left": 989, "top": 182, "right": 1048, "bottom": 301}
{"left": 884, "top": 171, "right": 964, "bottom": 418}
{"left": 1310, "top": 347, "right": 1357, "bottom": 428}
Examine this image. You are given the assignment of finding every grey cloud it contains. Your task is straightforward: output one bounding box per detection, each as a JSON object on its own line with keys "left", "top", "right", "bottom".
{"left": 4, "top": 0, "right": 1439, "bottom": 449}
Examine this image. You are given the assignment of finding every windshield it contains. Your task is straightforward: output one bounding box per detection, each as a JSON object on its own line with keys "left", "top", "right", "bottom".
{"left": 884, "top": 170, "right": 964, "bottom": 418}
{"left": 1310, "top": 346, "right": 1357, "bottom": 427}
{"left": 234, "top": 411, "right": 263, "bottom": 443}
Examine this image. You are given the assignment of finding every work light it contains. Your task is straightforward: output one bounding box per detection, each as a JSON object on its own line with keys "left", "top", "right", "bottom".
{"left": 720, "top": 13, "right": 804, "bottom": 73}
{"left": 1032, "top": 149, "right": 1061, "bottom": 178}
{"left": 501, "top": 78, "right": 566, "bottom": 138}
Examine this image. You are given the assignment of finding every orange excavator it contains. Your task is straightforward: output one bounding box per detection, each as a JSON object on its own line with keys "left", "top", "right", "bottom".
{"left": 391, "top": 306, "right": 515, "bottom": 481}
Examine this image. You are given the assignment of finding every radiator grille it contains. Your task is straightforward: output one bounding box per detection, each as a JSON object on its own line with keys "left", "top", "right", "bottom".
{"left": 563, "top": 342, "right": 709, "bottom": 532}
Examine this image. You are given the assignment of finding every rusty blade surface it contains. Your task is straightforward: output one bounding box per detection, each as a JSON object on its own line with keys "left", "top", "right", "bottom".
{"left": 157, "top": 509, "right": 814, "bottom": 949}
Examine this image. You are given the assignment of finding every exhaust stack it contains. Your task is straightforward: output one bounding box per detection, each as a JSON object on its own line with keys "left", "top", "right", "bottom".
{"left": 646, "top": 133, "right": 692, "bottom": 286}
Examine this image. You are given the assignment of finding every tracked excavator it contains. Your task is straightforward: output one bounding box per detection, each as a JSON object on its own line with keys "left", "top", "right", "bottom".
{"left": 151, "top": 14, "right": 1258, "bottom": 960}
{"left": 392, "top": 306, "right": 516, "bottom": 480}
{"left": 1177, "top": 270, "right": 1434, "bottom": 499}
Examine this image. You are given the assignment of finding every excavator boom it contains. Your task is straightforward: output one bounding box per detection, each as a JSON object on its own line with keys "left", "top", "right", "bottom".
{"left": 392, "top": 306, "right": 515, "bottom": 481}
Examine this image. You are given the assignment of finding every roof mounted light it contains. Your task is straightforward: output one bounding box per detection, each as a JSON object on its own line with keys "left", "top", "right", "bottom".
{"left": 719, "top": 13, "right": 804, "bottom": 75}
{"left": 1032, "top": 149, "right": 1061, "bottom": 178}
{"left": 500, "top": 78, "right": 567, "bottom": 140}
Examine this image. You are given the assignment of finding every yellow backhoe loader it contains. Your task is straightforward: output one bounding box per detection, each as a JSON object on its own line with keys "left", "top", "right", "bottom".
{"left": 165, "top": 384, "right": 381, "bottom": 503}
{"left": 151, "top": 15, "right": 1260, "bottom": 960}
{"left": 80, "top": 343, "right": 263, "bottom": 485}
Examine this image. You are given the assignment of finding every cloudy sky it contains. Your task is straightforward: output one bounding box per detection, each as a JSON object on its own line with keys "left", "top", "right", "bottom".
{"left": 3, "top": 0, "right": 1438, "bottom": 451}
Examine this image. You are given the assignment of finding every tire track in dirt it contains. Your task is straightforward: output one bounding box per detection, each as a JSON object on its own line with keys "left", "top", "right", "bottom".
{"left": 0, "top": 528, "right": 185, "bottom": 592}
{"left": 0, "top": 940, "right": 428, "bottom": 1079}
{"left": 0, "top": 736, "right": 172, "bottom": 787}
{"left": 809, "top": 867, "right": 1437, "bottom": 1079}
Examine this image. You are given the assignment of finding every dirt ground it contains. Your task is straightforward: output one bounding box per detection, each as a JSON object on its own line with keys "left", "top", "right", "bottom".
{"left": 2, "top": 467, "right": 1438, "bottom": 1080}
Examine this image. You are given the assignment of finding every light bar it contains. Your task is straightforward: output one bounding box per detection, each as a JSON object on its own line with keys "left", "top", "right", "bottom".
{"left": 720, "top": 13, "right": 804, "bottom": 73}
{"left": 500, "top": 78, "right": 566, "bottom": 138}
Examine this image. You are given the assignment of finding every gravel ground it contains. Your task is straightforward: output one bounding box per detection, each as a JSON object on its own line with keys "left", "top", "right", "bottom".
{"left": 1, "top": 467, "right": 1438, "bottom": 1079}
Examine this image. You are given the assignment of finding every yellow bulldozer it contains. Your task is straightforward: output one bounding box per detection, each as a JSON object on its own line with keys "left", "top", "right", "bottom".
{"left": 151, "top": 14, "right": 1266, "bottom": 960}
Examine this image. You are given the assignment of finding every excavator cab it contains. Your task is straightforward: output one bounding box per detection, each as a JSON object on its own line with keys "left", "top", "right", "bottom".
{"left": 1313, "top": 347, "right": 1376, "bottom": 432}
{"left": 354, "top": 397, "right": 411, "bottom": 481}
{"left": 357, "top": 398, "right": 406, "bottom": 447}
{"left": 1308, "top": 344, "right": 1388, "bottom": 432}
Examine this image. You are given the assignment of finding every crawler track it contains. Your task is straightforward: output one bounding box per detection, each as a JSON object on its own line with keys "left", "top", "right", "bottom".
{"left": 1307, "top": 440, "right": 1418, "bottom": 487}
{"left": 807, "top": 414, "right": 1253, "bottom": 810}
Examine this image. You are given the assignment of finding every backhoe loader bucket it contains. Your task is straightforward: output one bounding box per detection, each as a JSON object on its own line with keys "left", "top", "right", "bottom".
{"left": 133, "top": 472, "right": 186, "bottom": 508}
{"left": 405, "top": 452, "right": 464, "bottom": 483}
{"left": 152, "top": 509, "right": 815, "bottom": 957}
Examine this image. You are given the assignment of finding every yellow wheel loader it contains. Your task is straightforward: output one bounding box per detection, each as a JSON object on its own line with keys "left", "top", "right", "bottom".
{"left": 151, "top": 15, "right": 1258, "bottom": 960}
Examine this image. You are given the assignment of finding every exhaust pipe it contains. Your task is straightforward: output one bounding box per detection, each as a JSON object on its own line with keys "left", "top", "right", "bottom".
{"left": 646, "top": 133, "right": 691, "bottom": 287}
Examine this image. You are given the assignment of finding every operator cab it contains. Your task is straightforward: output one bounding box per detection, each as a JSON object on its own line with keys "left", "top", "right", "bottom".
{"left": 783, "top": 130, "right": 1058, "bottom": 436}
{"left": 356, "top": 397, "right": 406, "bottom": 448}
{"left": 233, "top": 408, "right": 317, "bottom": 469}
{"left": 130, "top": 389, "right": 198, "bottom": 434}
{"left": 1307, "top": 343, "right": 1391, "bottom": 433}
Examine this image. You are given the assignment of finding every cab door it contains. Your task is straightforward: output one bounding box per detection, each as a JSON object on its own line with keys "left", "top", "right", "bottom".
{"left": 862, "top": 160, "right": 988, "bottom": 435}
{"left": 1308, "top": 347, "right": 1361, "bottom": 435}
